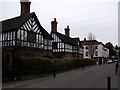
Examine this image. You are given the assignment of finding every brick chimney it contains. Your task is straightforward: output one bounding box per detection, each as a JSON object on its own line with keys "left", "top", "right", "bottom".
{"left": 84, "top": 38, "right": 86, "bottom": 41}
{"left": 64, "top": 26, "right": 70, "bottom": 37}
{"left": 20, "top": 0, "right": 31, "bottom": 16}
{"left": 51, "top": 18, "right": 58, "bottom": 33}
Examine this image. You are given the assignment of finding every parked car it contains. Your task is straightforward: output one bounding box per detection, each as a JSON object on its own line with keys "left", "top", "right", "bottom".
{"left": 107, "top": 59, "right": 114, "bottom": 64}
{"left": 113, "top": 59, "right": 118, "bottom": 62}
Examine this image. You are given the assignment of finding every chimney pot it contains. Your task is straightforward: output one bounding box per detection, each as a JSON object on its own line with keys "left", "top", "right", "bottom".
{"left": 51, "top": 18, "right": 58, "bottom": 33}
{"left": 67, "top": 26, "right": 69, "bottom": 29}
{"left": 65, "top": 25, "right": 70, "bottom": 37}
{"left": 84, "top": 38, "right": 86, "bottom": 41}
{"left": 54, "top": 18, "right": 56, "bottom": 22}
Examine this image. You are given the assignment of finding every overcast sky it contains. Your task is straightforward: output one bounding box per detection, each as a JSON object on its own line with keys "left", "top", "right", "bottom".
{"left": 0, "top": 0, "right": 119, "bottom": 46}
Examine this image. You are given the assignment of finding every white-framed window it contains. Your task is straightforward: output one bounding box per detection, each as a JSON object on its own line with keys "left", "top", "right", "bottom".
{"left": 0, "top": 33, "right": 2, "bottom": 42}
{"left": 86, "top": 46, "right": 88, "bottom": 49}
{"left": 86, "top": 52, "right": 88, "bottom": 56}
{"left": 95, "top": 46, "right": 98, "bottom": 49}
{"left": 95, "top": 51, "right": 98, "bottom": 56}
{"left": 13, "top": 31, "right": 15, "bottom": 40}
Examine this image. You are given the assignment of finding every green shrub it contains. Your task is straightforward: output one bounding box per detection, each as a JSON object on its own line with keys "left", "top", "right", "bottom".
{"left": 21, "top": 57, "right": 53, "bottom": 76}
{"left": 54, "top": 59, "right": 65, "bottom": 72}
{"left": 21, "top": 57, "right": 96, "bottom": 76}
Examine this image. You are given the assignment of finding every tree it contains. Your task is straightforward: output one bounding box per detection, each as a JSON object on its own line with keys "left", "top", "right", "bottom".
{"left": 87, "top": 32, "right": 96, "bottom": 59}
{"left": 105, "top": 42, "right": 117, "bottom": 59}
{"left": 88, "top": 32, "right": 96, "bottom": 40}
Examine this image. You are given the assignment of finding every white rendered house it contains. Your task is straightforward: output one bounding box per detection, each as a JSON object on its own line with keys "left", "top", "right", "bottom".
{"left": 81, "top": 39, "right": 109, "bottom": 64}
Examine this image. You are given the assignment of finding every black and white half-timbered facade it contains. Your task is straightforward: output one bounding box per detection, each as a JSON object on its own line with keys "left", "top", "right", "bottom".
{"left": 51, "top": 18, "right": 83, "bottom": 59}
{"left": 1, "top": 12, "right": 53, "bottom": 59}
{"left": 1, "top": 0, "right": 53, "bottom": 81}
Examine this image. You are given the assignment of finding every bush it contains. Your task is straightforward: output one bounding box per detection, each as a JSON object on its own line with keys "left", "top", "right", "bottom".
{"left": 21, "top": 57, "right": 53, "bottom": 76}
{"left": 21, "top": 57, "right": 96, "bottom": 76}
{"left": 79, "top": 58, "right": 96, "bottom": 67}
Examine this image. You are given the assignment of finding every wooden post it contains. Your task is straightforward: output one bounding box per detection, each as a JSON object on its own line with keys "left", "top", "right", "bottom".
{"left": 53, "top": 60, "right": 56, "bottom": 78}
{"left": 107, "top": 76, "right": 111, "bottom": 90}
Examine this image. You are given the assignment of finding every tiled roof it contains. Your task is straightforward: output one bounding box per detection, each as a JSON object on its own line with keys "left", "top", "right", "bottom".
{"left": 0, "top": 12, "right": 52, "bottom": 39}
{"left": 81, "top": 40, "right": 103, "bottom": 46}
{"left": 51, "top": 31, "right": 83, "bottom": 47}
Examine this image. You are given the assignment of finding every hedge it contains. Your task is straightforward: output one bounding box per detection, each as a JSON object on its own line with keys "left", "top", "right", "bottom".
{"left": 21, "top": 57, "right": 96, "bottom": 76}
{"left": 21, "top": 58, "right": 53, "bottom": 76}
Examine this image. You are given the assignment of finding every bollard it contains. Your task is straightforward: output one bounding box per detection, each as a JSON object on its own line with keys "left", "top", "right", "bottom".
{"left": 107, "top": 76, "right": 111, "bottom": 90}
{"left": 115, "top": 62, "right": 118, "bottom": 75}
{"left": 81, "top": 63, "right": 84, "bottom": 70}
{"left": 53, "top": 62, "right": 56, "bottom": 78}
{"left": 82, "top": 66, "right": 84, "bottom": 70}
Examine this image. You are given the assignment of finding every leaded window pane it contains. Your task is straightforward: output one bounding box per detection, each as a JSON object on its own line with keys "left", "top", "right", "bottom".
{"left": 27, "top": 31, "right": 36, "bottom": 43}
{"left": 17, "top": 30, "right": 20, "bottom": 40}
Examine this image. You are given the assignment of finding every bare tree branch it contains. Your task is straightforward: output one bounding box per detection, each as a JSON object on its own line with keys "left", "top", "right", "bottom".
{"left": 88, "top": 32, "right": 96, "bottom": 58}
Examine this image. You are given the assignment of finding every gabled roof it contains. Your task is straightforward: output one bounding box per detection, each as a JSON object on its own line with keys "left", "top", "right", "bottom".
{"left": 81, "top": 40, "right": 103, "bottom": 46}
{"left": 51, "top": 31, "right": 83, "bottom": 47}
{"left": 0, "top": 12, "right": 52, "bottom": 39}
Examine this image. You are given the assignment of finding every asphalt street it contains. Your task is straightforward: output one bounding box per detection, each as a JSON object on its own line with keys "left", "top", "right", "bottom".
{"left": 3, "top": 63, "right": 118, "bottom": 88}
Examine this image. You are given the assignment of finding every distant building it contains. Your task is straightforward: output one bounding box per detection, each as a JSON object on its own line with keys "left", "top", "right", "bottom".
{"left": 51, "top": 18, "right": 83, "bottom": 59}
{"left": 81, "top": 38, "right": 109, "bottom": 64}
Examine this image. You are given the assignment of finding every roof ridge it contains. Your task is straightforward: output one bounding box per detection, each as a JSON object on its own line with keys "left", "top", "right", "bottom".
{"left": 1, "top": 12, "right": 35, "bottom": 23}
{"left": 56, "top": 32, "right": 72, "bottom": 39}
{"left": 1, "top": 12, "right": 52, "bottom": 39}
{"left": 52, "top": 32, "right": 80, "bottom": 45}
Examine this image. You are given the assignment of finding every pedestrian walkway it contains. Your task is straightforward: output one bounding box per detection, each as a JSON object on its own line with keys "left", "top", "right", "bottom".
{"left": 2, "top": 63, "right": 118, "bottom": 88}
{"left": 118, "top": 64, "right": 120, "bottom": 90}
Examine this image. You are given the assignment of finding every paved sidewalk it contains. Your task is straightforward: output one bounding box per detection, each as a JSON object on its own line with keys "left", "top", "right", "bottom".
{"left": 2, "top": 63, "right": 118, "bottom": 88}
{"left": 118, "top": 64, "right": 120, "bottom": 90}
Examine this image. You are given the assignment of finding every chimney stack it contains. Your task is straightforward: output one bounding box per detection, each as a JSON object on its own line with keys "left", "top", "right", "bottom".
{"left": 64, "top": 26, "right": 70, "bottom": 37}
{"left": 51, "top": 18, "right": 58, "bottom": 33}
{"left": 20, "top": 0, "right": 31, "bottom": 16}
{"left": 84, "top": 38, "right": 86, "bottom": 41}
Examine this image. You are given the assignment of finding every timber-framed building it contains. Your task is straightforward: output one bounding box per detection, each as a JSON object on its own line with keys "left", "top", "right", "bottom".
{"left": 1, "top": 0, "right": 53, "bottom": 81}
{"left": 51, "top": 18, "right": 83, "bottom": 59}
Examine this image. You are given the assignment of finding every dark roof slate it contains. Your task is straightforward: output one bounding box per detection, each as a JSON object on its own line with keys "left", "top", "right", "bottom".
{"left": 51, "top": 31, "right": 83, "bottom": 47}
{"left": 81, "top": 40, "right": 103, "bottom": 46}
{"left": 0, "top": 12, "right": 52, "bottom": 39}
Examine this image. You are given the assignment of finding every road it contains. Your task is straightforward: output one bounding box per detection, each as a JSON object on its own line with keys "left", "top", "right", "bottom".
{"left": 118, "top": 63, "right": 120, "bottom": 90}
{"left": 3, "top": 63, "right": 118, "bottom": 88}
